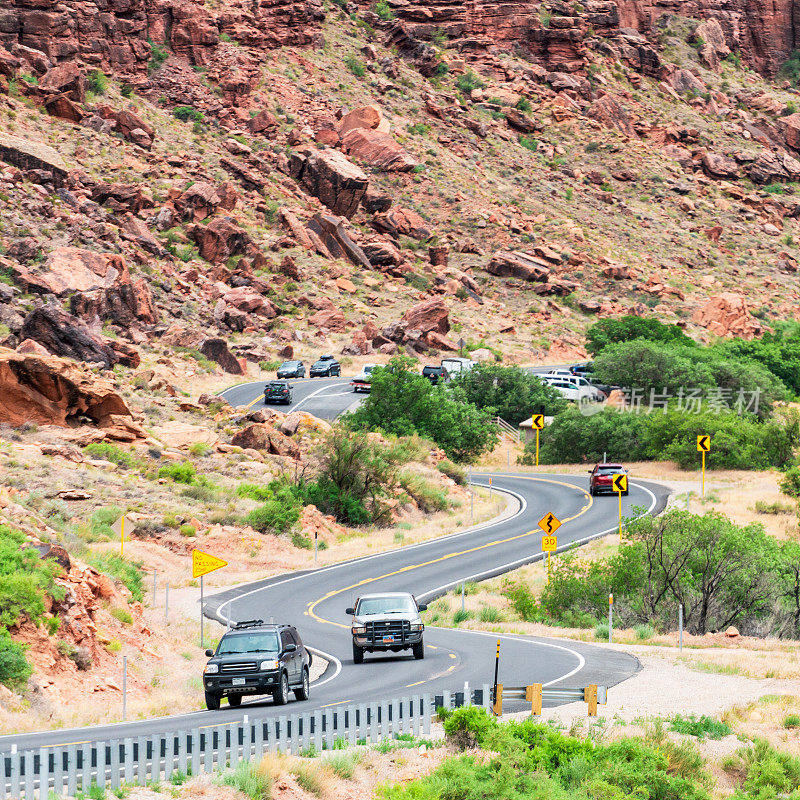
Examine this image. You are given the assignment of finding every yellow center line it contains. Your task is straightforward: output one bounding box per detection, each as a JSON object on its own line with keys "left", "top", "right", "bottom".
{"left": 307, "top": 477, "right": 592, "bottom": 630}
{"left": 321, "top": 699, "right": 350, "bottom": 708}
{"left": 449, "top": 654, "right": 457, "bottom": 659}
{"left": 405, "top": 680, "right": 427, "bottom": 688}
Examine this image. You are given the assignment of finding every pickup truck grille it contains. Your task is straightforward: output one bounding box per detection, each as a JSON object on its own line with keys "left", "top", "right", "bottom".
{"left": 365, "top": 620, "right": 410, "bottom": 643}
{"left": 220, "top": 661, "right": 258, "bottom": 673}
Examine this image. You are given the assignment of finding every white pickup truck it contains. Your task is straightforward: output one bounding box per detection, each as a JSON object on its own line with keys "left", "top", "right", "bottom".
{"left": 351, "top": 363, "right": 378, "bottom": 392}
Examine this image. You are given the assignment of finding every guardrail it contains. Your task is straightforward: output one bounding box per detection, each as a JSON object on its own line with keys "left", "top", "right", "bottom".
{"left": 492, "top": 684, "right": 607, "bottom": 717}
{"left": 1, "top": 682, "right": 605, "bottom": 798}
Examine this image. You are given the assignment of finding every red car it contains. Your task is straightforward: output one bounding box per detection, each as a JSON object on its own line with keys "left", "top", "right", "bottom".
{"left": 589, "top": 463, "right": 629, "bottom": 496}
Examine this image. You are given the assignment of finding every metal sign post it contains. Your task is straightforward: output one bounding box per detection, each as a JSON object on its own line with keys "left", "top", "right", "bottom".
{"left": 608, "top": 594, "right": 613, "bottom": 644}
{"left": 612, "top": 474, "right": 628, "bottom": 543}
{"left": 492, "top": 640, "right": 501, "bottom": 716}
{"left": 122, "top": 655, "right": 127, "bottom": 720}
{"left": 531, "top": 414, "right": 544, "bottom": 467}
{"left": 200, "top": 575, "right": 204, "bottom": 649}
{"left": 697, "top": 435, "right": 711, "bottom": 499}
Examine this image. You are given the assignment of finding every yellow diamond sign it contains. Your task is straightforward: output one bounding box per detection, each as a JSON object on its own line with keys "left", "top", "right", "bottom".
{"left": 192, "top": 549, "right": 228, "bottom": 579}
{"left": 697, "top": 435, "right": 711, "bottom": 452}
{"left": 538, "top": 512, "right": 562, "bottom": 535}
{"left": 531, "top": 414, "right": 545, "bottom": 430}
{"left": 612, "top": 473, "right": 628, "bottom": 493}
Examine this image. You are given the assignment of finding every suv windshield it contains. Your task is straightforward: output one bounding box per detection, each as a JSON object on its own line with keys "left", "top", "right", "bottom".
{"left": 357, "top": 597, "right": 416, "bottom": 615}
{"left": 217, "top": 632, "right": 280, "bottom": 655}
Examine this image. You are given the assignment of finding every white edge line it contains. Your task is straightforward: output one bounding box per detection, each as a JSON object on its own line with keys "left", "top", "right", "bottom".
{"left": 204, "top": 487, "right": 527, "bottom": 613}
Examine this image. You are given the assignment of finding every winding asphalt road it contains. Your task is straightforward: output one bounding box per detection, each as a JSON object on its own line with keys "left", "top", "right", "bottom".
{"left": 0, "top": 473, "right": 669, "bottom": 754}
{"left": 219, "top": 376, "right": 358, "bottom": 421}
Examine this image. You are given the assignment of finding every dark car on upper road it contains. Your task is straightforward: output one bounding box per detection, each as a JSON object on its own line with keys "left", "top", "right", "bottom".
{"left": 347, "top": 592, "right": 427, "bottom": 664}
{"left": 310, "top": 355, "right": 341, "bottom": 377}
{"left": 422, "top": 365, "right": 444, "bottom": 384}
{"left": 277, "top": 360, "right": 305, "bottom": 379}
{"left": 589, "top": 463, "right": 629, "bottom": 496}
{"left": 570, "top": 362, "right": 594, "bottom": 377}
{"left": 202, "top": 619, "right": 311, "bottom": 709}
{"left": 264, "top": 380, "right": 293, "bottom": 405}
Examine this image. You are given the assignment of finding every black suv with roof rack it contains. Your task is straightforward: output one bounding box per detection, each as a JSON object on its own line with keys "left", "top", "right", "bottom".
{"left": 202, "top": 620, "right": 312, "bottom": 710}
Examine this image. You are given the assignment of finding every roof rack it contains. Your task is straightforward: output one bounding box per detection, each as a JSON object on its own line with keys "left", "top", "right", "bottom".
{"left": 233, "top": 619, "right": 265, "bottom": 630}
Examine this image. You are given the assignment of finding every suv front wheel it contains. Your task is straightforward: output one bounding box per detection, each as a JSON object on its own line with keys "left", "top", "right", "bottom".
{"left": 294, "top": 667, "right": 310, "bottom": 701}
{"left": 412, "top": 640, "right": 425, "bottom": 660}
{"left": 273, "top": 672, "right": 290, "bottom": 705}
{"left": 353, "top": 642, "right": 364, "bottom": 664}
{"left": 205, "top": 691, "right": 221, "bottom": 710}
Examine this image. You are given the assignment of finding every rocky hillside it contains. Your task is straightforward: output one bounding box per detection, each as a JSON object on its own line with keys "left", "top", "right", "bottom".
{"left": 0, "top": 0, "right": 799, "bottom": 383}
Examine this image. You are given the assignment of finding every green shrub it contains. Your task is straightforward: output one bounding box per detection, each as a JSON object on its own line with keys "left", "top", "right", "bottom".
{"left": 594, "top": 622, "right": 609, "bottom": 640}
{"left": 0, "top": 631, "right": 32, "bottom": 690}
{"left": 237, "top": 483, "right": 274, "bottom": 502}
{"left": 456, "top": 69, "right": 485, "bottom": 95}
{"left": 407, "top": 122, "right": 431, "bottom": 136}
{"left": 85, "top": 553, "right": 144, "bottom": 602}
{"left": 83, "top": 442, "right": 136, "bottom": 469}
{"left": 179, "top": 524, "right": 197, "bottom": 537}
{"left": 344, "top": 55, "right": 365, "bottom": 77}
{"left": 437, "top": 459, "right": 466, "bottom": 484}
{"left": 189, "top": 442, "right": 212, "bottom": 457}
{"left": 586, "top": 315, "right": 695, "bottom": 355}
{"left": 347, "top": 357, "right": 498, "bottom": 463}
{"left": 399, "top": 472, "right": 448, "bottom": 512}
{"left": 292, "top": 764, "right": 324, "bottom": 796}
{"left": 515, "top": 97, "right": 532, "bottom": 112}
{"left": 452, "top": 609, "right": 472, "bottom": 624}
{"left": 478, "top": 605, "right": 503, "bottom": 623}
{"left": 519, "top": 135, "right": 538, "bottom": 151}
{"left": 259, "top": 360, "right": 281, "bottom": 372}
{"left": 634, "top": 623, "right": 654, "bottom": 640}
{"left": 158, "top": 462, "right": 197, "bottom": 484}
{"left": 148, "top": 39, "right": 169, "bottom": 73}
{"left": 173, "top": 105, "right": 204, "bottom": 123}
{"left": 783, "top": 714, "right": 800, "bottom": 728}
{"left": 323, "top": 751, "right": 360, "bottom": 779}
{"left": 222, "top": 760, "right": 272, "bottom": 799}
{"left": 670, "top": 714, "right": 732, "bottom": 740}
{"left": 87, "top": 70, "right": 108, "bottom": 95}
{"left": 244, "top": 501, "right": 301, "bottom": 535}
{"left": 502, "top": 581, "right": 539, "bottom": 621}
{"left": 443, "top": 706, "right": 497, "bottom": 749}
{"left": 373, "top": 0, "right": 395, "bottom": 19}
{"left": 110, "top": 607, "right": 133, "bottom": 625}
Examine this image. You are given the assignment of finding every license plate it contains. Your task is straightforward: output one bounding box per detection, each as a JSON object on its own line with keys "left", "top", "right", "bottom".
{"left": 382, "top": 635, "right": 394, "bottom": 643}
{"left": 232, "top": 677, "right": 246, "bottom": 686}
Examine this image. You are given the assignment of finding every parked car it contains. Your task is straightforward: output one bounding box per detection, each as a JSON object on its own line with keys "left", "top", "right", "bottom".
{"left": 570, "top": 362, "right": 594, "bottom": 377}
{"left": 351, "top": 363, "right": 379, "bottom": 392}
{"left": 277, "top": 360, "right": 305, "bottom": 379}
{"left": 545, "top": 368, "right": 573, "bottom": 377}
{"left": 589, "top": 463, "right": 629, "bottom": 496}
{"left": 264, "top": 380, "right": 293, "bottom": 405}
{"left": 422, "top": 365, "right": 444, "bottom": 384}
{"left": 441, "top": 357, "right": 474, "bottom": 378}
{"left": 542, "top": 374, "right": 606, "bottom": 402}
{"left": 202, "top": 619, "right": 311, "bottom": 709}
{"left": 310, "top": 355, "right": 341, "bottom": 377}
{"left": 346, "top": 592, "right": 427, "bottom": 664}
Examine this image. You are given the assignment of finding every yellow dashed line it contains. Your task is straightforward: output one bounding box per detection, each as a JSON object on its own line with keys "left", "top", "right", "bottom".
{"left": 321, "top": 699, "right": 350, "bottom": 708}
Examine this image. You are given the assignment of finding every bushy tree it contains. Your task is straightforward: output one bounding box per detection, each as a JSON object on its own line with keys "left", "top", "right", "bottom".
{"left": 450, "top": 363, "right": 566, "bottom": 426}
{"left": 347, "top": 357, "right": 498, "bottom": 462}
{"left": 586, "top": 316, "right": 695, "bottom": 355}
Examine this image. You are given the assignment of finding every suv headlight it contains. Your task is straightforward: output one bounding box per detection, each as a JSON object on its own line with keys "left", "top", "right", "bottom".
{"left": 204, "top": 663, "right": 219, "bottom": 674}
{"left": 260, "top": 660, "right": 279, "bottom": 671}
{"left": 352, "top": 625, "right": 366, "bottom": 635}
{"left": 410, "top": 624, "right": 423, "bottom": 632}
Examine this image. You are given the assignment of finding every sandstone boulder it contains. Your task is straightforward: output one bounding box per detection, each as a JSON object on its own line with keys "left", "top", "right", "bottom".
{"left": 289, "top": 147, "right": 368, "bottom": 218}
{"left": 691, "top": 293, "right": 762, "bottom": 339}
{"left": 231, "top": 423, "right": 300, "bottom": 458}
{"left": 586, "top": 94, "right": 637, "bottom": 138}
{"left": 221, "top": 287, "right": 278, "bottom": 319}
{"left": 200, "top": 338, "right": 243, "bottom": 375}
{"left": 372, "top": 208, "right": 431, "bottom": 240}
{"left": 176, "top": 182, "right": 222, "bottom": 221}
{"left": 401, "top": 298, "right": 450, "bottom": 336}
{"left": 39, "top": 63, "right": 86, "bottom": 102}
{"left": 487, "top": 251, "right": 550, "bottom": 282}
{"left": 780, "top": 113, "right": 800, "bottom": 151}
{"left": 337, "top": 104, "right": 391, "bottom": 136}
{"left": 309, "top": 307, "right": 347, "bottom": 331}
{"left": 0, "top": 132, "right": 68, "bottom": 187}
{"left": 701, "top": 152, "right": 740, "bottom": 180}
{"left": 191, "top": 216, "right": 254, "bottom": 264}
{"left": 306, "top": 213, "right": 371, "bottom": 269}
{"left": 340, "top": 128, "right": 418, "bottom": 172}
{"left": 0, "top": 348, "right": 136, "bottom": 430}
{"left": 152, "top": 421, "right": 219, "bottom": 449}
{"left": 19, "top": 306, "right": 139, "bottom": 368}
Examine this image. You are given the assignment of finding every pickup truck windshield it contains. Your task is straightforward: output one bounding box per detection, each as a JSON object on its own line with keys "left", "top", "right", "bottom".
{"left": 357, "top": 597, "right": 417, "bottom": 615}
{"left": 217, "top": 632, "right": 280, "bottom": 655}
